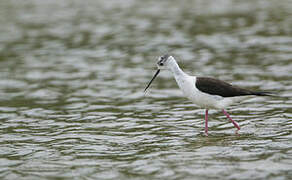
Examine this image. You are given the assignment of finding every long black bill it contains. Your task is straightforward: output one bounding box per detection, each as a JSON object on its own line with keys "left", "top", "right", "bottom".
{"left": 144, "top": 69, "right": 160, "bottom": 92}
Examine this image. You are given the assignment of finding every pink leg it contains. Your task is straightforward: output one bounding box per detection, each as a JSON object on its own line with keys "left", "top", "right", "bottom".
{"left": 222, "top": 109, "right": 240, "bottom": 130}
{"left": 205, "top": 109, "right": 208, "bottom": 136}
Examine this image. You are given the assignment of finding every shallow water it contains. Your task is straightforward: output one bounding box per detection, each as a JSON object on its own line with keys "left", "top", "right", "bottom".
{"left": 0, "top": 0, "right": 291, "bottom": 179}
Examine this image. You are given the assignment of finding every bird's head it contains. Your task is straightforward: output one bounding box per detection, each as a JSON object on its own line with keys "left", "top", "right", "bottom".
{"left": 156, "top": 54, "right": 175, "bottom": 70}
{"left": 144, "top": 54, "right": 176, "bottom": 92}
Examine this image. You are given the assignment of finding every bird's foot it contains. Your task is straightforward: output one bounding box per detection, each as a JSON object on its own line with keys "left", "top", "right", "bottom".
{"left": 235, "top": 129, "right": 240, "bottom": 135}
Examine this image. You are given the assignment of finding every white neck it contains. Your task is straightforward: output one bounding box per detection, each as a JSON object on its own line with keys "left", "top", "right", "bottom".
{"left": 168, "top": 59, "right": 187, "bottom": 78}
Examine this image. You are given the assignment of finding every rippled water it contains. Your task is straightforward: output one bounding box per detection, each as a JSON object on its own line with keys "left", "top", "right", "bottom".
{"left": 0, "top": 0, "right": 291, "bottom": 179}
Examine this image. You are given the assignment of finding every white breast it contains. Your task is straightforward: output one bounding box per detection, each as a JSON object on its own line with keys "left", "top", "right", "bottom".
{"left": 174, "top": 75, "right": 230, "bottom": 109}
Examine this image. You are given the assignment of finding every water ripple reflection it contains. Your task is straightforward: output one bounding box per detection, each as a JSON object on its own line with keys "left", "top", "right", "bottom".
{"left": 0, "top": 0, "right": 291, "bottom": 179}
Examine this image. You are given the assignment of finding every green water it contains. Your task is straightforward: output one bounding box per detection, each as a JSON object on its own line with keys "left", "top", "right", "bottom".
{"left": 0, "top": 0, "right": 291, "bottom": 179}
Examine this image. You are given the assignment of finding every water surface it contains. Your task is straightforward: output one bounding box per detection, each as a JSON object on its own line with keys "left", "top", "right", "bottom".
{"left": 0, "top": 0, "right": 291, "bottom": 179}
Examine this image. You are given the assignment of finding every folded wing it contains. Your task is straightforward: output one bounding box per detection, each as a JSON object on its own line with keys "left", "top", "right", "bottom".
{"left": 195, "top": 77, "right": 269, "bottom": 97}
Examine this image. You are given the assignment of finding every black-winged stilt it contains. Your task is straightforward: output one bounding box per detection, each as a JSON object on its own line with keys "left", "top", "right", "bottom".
{"left": 144, "top": 55, "right": 271, "bottom": 136}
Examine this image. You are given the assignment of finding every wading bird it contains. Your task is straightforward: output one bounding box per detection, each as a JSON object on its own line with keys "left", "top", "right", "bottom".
{"left": 144, "top": 55, "right": 271, "bottom": 136}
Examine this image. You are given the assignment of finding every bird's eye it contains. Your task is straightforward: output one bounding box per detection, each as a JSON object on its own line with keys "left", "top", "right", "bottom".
{"left": 159, "top": 62, "right": 163, "bottom": 66}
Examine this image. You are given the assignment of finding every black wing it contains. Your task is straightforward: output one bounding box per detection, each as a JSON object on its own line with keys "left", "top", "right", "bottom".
{"left": 195, "top": 77, "right": 269, "bottom": 97}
